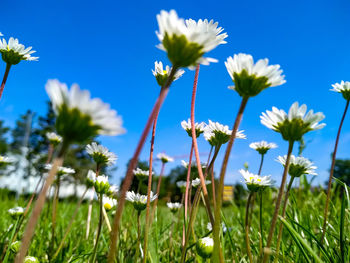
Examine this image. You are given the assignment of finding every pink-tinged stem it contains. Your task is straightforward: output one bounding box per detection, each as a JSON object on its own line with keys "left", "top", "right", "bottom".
{"left": 183, "top": 141, "right": 194, "bottom": 245}
{"left": 262, "top": 141, "right": 294, "bottom": 263}
{"left": 189, "top": 64, "right": 214, "bottom": 225}
{"left": 321, "top": 99, "right": 349, "bottom": 243}
{"left": 0, "top": 63, "right": 11, "bottom": 100}
{"left": 107, "top": 67, "right": 177, "bottom": 263}
{"left": 143, "top": 113, "right": 159, "bottom": 263}
{"left": 213, "top": 97, "right": 249, "bottom": 263}
{"left": 16, "top": 156, "right": 65, "bottom": 263}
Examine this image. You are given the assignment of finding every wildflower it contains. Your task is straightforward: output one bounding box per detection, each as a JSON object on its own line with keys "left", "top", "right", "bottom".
{"left": 260, "top": 102, "right": 326, "bottom": 141}
{"left": 192, "top": 178, "right": 211, "bottom": 187}
{"left": 331, "top": 81, "right": 350, "bottom": 101}
{"left": 240, "top": 169, "right": 272, "bottom": 192}
{"left": 24, "top": 256, "right": 39, "bottom": 263}
{"left": 86, "top": 170, "right": 96, "bottom": 187}
{"left": 204, "top": 120, "right": 246, "bottom": 146}
{"left": 46, "top": 132, "right": 62, "bottom": 146}
{"left": 157, "top": 153, "right": 174, "bottom": 163}
{"left": 8, "top": 207, "right": 24, "bottom": 219}
{"left": 86, "top": 142, "right": 117, "bottom": 166}
{"left": 176, "top": 180, "right": 187, "bottom": 190}
{"left": 167, "top": 202, "right": 182, "bottom": 213}
{"left": 249, "top": 141, "right": 277, "bottom": 155}
{"left": 45, "top": 79, "right": 126, "bottom": 144}
{"left": 107, "top": 184, "right": 119, "bottom": 199}
{"left": 133, "top": 167, "right": 154, "bottom": 181}
{"left": 181, "top": 119, "right": 206, "bottom": 137}
{"left": 0, "top": 155, "right": 13, "bottom": 167}
{"left": 207, "top": 222, "right": 227, "bottom": 233}
{"left": 152, "top": 61, "right": 185, "bottom": 87}
{"left": 0, "top": 37, "right": 38, "bottom": 65}
{"left": 10, "top": 240, "right": 21, "bottom": 253}
{"left": 103, "top": 196, "right": 117, "bottom": 211}
{"left": 181, "top": 160, "right": 206, "bottom": 169}
{"left": 126, "top": 191, "right": 157, "bottom": 211}
{"left": 94, "top": 175, "right": 110, "bottom": 194}
{"left": 277, "top": 155, "right": 317, "bottom": 177}
{"left": 225, "top": 53, "right": 285, "bottom": 98}
{"left": 156, "top": 10, "right": 227, "bottom": 68}
{"left": 196, "top": 237, "right": 214, "bottom": 259}
{"left": 44, "top": 164, "right": 75, "bottom": 176}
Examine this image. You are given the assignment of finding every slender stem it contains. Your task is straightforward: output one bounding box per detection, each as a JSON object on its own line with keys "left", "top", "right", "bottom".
{"left": 321, "top": 99, "right": 349, "bottom": 243}
{"left": 16, "top": 141, "right": 67, "bottom": 263}
{"left": 3, "top": 217, "right": 19, "bottom": 263}
{"left": 52, "top": 187, "right": 89, "bottom": 260}
{"left": 189, "top": 64, "right": 214, "bottom": 225}
{"left": 180, "top": 145, "right": 221, "bottom": 263}
{"left": 91, "top": 194, "right": 103, "bottom": 263}
{"left": 259, "top": 191, "right": 264, "bottom": 259}
{"left": 211, "top": 147, "right": 216, "bottom": 209}
{"left": 150, "top": 162, "right": 166, "bottom": 226}
{"left": 107, "top": 67, "right": 177, "bottom": 263}
{"left": 274, "top": 176, "right": 295, "bottom": 262}
{"left": 136, "top": 211, "right": 141, "bottom": 261}
{"left": 50, "top": 175, "right": 61, "bottom": 256}
{"left": 262, "top": 140, "right": 294, "bottom": 263}
{"left": 258, "top": 154, "right": 265, "bottom": 175}
{"left": 86, "top": 189, "right": 95, "bottom": 239}
{"left": 245, "top": 193, "right": 253, "bottom": 263}
{"left": 0, "top": 63, "right": 11, "bottom": 100}
{"left": 213, "top": 97, "right": 249, "bottom": 263}
{"left": 143, "top": 113, "right": 159, "bottom": 263}
{"left": 102, "top": 207, "right": 112, "bottom": 232}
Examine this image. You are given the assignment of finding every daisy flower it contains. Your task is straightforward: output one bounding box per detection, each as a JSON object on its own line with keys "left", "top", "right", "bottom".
{"left": 181, "top": 118, "right": 206, "bottom": 137}
{"left": 0, "top": 155, "right": 13, "bottom": 167}
{"left": 156, "top": 10, "right": 227, "bottom": 68}
{"left": 44, "top": 164, "right": 75, "bottom": 176}
{"left": 157, "top": 152, "right": 174, "bottom": 163}
{"left": 45, "top": 79, "right": 126, "bottom": 143}
{"left": 86, "top": 170, "right": 97, "bottom": 187}
{"left": 331, "top": 81, "right": 350, "bottom": 101}
{"left": 167, "top": 202, "right": 182, "bottom": 213}
{"left": 86, "top": 142, "right": 117, "bottom": 166}
{"left": 103, "top": 196, "right": 117, "bottom": 211}
{"left": 196, "top": 237, "right": 214, "bottom": 259}
{"left": 24, "top": 256, "right": 39, "bottom": 263}
{"left": 133, "top": 167, "right": 154, "bottom": 181}
{"left": 192, "top": 178, "right": 211, "bottom": 187}
{"left": 94, "top": 175, "right": 110, "bottom": 194}
{"left": 46, "top": 132, "right": 62, "bottom": 146}
{"left": 204, "top": 120, "right": 246, "bottom": 146}
{"left": 0, "top": 37, "right": 38, "bottom": 64}
{"left": 260, "top": 102, "right": 326, "bottom": 141}
{"left": 277, "top": 155, "right": 317, "bottom": 177}
{"left": 240, "top": 169, "right": 272, "bottom": 192}
{"left": 249, "top": 141, "right": 277, "bottom": 155}
{"left": 225, "top": 53, "right": 285, "bottom": 98}
{"left": 176, "top": 180, "right": 187, "bottom": 189}
{"left": 181, "top": 160, "right": 206, "bottom": 169}
{"left": 152, "top": 61, "right": 185, "bottom": 87}
{"left": 8, "top": 206, "right": 24, "bottom": 219}
{"left": 126, "top": 191, "right": 157, "bottom": 211}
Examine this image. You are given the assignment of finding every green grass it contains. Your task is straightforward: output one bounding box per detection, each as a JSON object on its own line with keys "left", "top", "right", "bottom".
{"left": 0, "top": 181, "right": 348, "bottom": 262}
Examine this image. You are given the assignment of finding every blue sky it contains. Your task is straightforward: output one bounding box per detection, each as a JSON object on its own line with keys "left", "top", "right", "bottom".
{"left": 1, "top": 0, "right": 350, "bottom": 187}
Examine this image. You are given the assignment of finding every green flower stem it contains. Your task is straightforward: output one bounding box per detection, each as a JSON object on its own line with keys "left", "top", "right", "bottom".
{"left": 135, "top": 211, "right": 142, "bottom": 262}
{"left": 213, "top": 97, "right": 249, "bottom": 263}
{"left": 258, "top": 154, "right": 265, "bottom": 175}
{"left": 3, "top": 217, "right": 19, "bottom": 263}
{"left": 211, "top": 146, "right": 216, "bottom": 209}
{"left": 143, "top": 112, "right": 159, "bottom": 263}
{"left": 16, "top": 141, "right": 68, "bottom": 263}
{"left": 189, "top": 65, "right": 214, "bottom": 225}
{"left": 0, "top": 63, "right": 11, "bottom": 100}
{"left": 149, "top": 162, "right": 166, "bottom": 226}
{"left": 321, "top": 99, "right": 349, "bottom": 243}
{"left": 262, "top": 140, "right": 294, "bottom": 263}
{"left": 91, "top": 193, "right": 103, "bottom": 263}
{"left": 50, "top": 174, "right": 61, "bottom": 257}
{"left": 52, "top": 187, "right": 89, "bottom": 261}
{"left": 245, "top": 192, "right": 254, "bottom": 263}
{"left": 259, "top": 191, "right": 264, "bottom": 259}
{"left": 274, "top": 176, "right": 295, "bottom": 262}
{"left": 107, "top": 66, "right": 178, "bottom": 263}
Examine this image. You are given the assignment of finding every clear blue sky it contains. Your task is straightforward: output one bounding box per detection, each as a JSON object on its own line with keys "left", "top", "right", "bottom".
{"left": 1, "top": 0, "right": 350, "bottom": 187}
